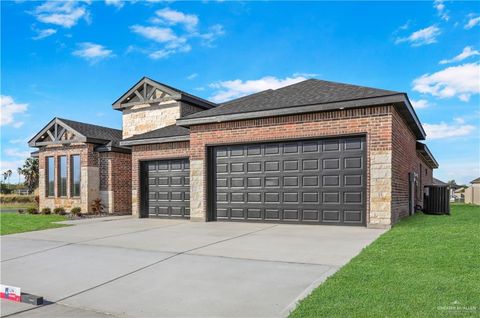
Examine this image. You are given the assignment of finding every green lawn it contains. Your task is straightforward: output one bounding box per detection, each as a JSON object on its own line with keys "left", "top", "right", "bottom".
{"left": 0, "top": 213, "right": 69, "bottom": 235}
{"left": 290, "top": 204, "right": 480, "bottom": 318}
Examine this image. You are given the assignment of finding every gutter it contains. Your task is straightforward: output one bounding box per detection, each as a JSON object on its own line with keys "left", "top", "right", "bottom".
{"left": 119, "top": 135, "right": 189, "bottom": 146}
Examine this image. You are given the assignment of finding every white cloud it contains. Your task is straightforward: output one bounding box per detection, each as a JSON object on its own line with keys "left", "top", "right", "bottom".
{"left": 433, "top": 0, "right": 449, "bottom": 21}
{"left": 440, "top": 46, "right": 480, "bottom": 64}
{"left": 31, "top": 1, "right": 90, "bottom": 28}
{"left": 105, "top": 0, "right": 124, "bottom": 8}
{"left": 0, "top": 95, "right": 28, "bottom": 127}
{"left": 130, "top": 25, "right": 183, "bottom": 44}
{"left": 196, "top": 24, "right": 225, "bottom": 46}
{"left": 210, "top": 75, "right": 307, "bottom": 103}
{"left": 465, "top": 15, "right": 480, "bottom": 30}
{"left": 187, "top": 73, "right": 198, "bottom": 80}
{"left": 72, "top": 42, "right": 114, "bottom": 62}
{"left": 5, "top": 149, "right": 31, "bottom": 159}
{"left": 424, "top": 122, "right": 476, "bottom": 140}
{"left": 130, "top": 9, "right": 224, "bottom": 60}
{"left": 435, "top": 159, "right": 480, "bottom": 185}
{"left": 153, "top": 8, "right": 198, "bottom": 31}
{"left": 395, "top": 25, "right": 441, "bottom": 46}
{"left": 32, "top": 28, "right": 56, "bottom": 40}
{"left": 412, "top": 63, "right": 480, "bottom": 101}
{"left": 149, "top": 44, "right": 191, "bottom": 59}
{"left": 410, "top": 99, "right": 431, "bottom": 109}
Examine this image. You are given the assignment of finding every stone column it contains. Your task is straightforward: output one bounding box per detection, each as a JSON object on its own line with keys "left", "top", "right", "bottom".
{"left": 368, "top": 150, "right": 392, "bottom": 229}
{"left": 190, "top": 159, "right": 206, "bottom": 221}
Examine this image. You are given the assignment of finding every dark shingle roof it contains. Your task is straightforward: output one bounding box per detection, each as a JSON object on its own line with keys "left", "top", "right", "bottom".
{"left": 471, "top": 177, "right": 480, "bottom": 184}
{"left": 184, "top": 79, "right": 400, "bottom": 119}
{"left": 58, "top": 118, "right": 123, "bottom": 142}
{"left": 433, "top": 178, "right": 447, "bottom": 185}
{"left": 122, "top": 124, "right": 189, "bottom": 142}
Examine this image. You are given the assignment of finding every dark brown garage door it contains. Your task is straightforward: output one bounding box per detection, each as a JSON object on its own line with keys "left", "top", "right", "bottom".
{"left": 212, "top": 136, "right": 366, "bottom": 225}
{"left": 141, "top": 159, "right": 190, "bottom": 218}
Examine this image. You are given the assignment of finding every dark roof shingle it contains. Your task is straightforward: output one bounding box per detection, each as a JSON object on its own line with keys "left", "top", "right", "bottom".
{"left": 58, "top": 118, "right": 123, "bottom": 142}
{"left": 121, "top": 124, "right": 189, "bottom": 143}
{"left": 184, "top": 79, "right": 400, "bottom": 119}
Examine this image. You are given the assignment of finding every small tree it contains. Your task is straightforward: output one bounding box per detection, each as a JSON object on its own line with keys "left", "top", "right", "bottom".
{"left": 20, "top": 158, "right": 39, "bottom": 193}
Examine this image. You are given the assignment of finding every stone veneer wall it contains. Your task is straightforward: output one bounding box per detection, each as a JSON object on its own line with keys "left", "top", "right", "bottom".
{"left": 99, "top": 151, "right": 132, "bottom": 214}
{"left": 38, "top": 143, "right": 99, "bottom": 213}
{"left": 130, "top": 141, "right": 190, "bottom": 216}
{"left": 122, "top": 101, "right": 180, "bottom": 138}
{"left": 189, "top": 106, "right": 395, "bottom": 228}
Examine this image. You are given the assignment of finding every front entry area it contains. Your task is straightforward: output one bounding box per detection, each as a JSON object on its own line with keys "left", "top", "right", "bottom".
{"left": 140, "top": 159, "right": 190, "bottom": 218}
{"left": 211, "top": 136, "right": 366, "bottom": 225}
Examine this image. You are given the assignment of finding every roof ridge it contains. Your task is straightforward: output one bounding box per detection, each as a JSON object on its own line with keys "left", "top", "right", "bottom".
{"left": 57, "top": 117, "right": 122, "bottom": 132}
{"left": 220, "top": 89, "right": 274, "bottom": 106}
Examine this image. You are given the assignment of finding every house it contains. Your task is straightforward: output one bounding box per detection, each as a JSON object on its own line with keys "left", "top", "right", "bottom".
{"left": 464, "top": 177, "right": 480, "bottom": 205}
{"left": 29, "top": 77, "right": 439, "bottom": 228}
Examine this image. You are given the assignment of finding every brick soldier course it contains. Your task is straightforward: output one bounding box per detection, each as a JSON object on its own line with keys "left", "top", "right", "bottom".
{"left": 30, "top": 76, "right": 438, "bottom": 228}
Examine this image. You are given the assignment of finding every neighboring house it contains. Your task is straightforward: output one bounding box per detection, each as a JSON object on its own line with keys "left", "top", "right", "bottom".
{"left": 433, "top": 178, "right": 465, "bottom": 202}
{"left": 29, "top": 77, "right": 439, "bottom": 228}
{"left": 464, "top": 177, "right": 480, "bottom": 205}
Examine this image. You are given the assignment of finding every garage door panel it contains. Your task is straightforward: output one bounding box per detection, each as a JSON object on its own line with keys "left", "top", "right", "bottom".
{"left": 143, "top": 158, "right": 190, "bottom": 218}
{"left": 213, "top": 136, "right": 366, "bottom": 225}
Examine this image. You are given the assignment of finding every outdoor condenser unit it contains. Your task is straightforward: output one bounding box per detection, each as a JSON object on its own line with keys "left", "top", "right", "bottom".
{"left": 423, "top": 185, "right": 450, "bottom": 215}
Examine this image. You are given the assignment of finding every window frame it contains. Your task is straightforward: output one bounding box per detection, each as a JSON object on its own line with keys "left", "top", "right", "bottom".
{"left": 70, "top": 154, "right": 81, "bottom": 197}
{"left": 58, "top": 155, "right": 68, "bottom": 197}
{"left": 46, "top": 156, "right": 55, "bottom": 197}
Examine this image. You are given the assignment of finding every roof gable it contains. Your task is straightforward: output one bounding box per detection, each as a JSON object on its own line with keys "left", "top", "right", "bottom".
{"left": 112, "top": 77, "right": 216, "bottom": 110}
{"left": 29, "top": 118, "right": 122, "bottom": 147}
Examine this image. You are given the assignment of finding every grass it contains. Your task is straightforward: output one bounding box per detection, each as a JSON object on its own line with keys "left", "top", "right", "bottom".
{"left": 0, "top": 213, "right": 69, "bottom": 235}
{"left": 290, "top": 204, "right": 480, "bottom": 318}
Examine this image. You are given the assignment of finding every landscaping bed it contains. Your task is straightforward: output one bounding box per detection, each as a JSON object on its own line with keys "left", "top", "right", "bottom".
{"left": 290, "top": 204, "right": 480, "bottom": 318}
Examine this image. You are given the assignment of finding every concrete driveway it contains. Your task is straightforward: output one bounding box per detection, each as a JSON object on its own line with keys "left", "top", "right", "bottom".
{"left": 1, "top": 217, "right": 385, "bottom": 317}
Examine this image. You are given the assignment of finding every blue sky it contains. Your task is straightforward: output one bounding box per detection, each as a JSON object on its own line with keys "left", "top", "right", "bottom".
{"left": 1, "top": 0, "right": 479, "bottom": 184}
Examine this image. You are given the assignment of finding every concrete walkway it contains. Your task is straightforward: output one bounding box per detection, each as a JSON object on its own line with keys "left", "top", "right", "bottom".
{"left": 1, "top": 218, "right": 385, "bottom": 317}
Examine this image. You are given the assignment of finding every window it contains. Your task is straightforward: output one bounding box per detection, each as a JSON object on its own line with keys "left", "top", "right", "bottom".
{"left": 47, "top": 157, "right": 55, "bottom": 197}
{"left": 71, "top": 155, "right": 81, "bottom": 197}
{"left": 58, "top": 156, "right": 67, "bottom": 197}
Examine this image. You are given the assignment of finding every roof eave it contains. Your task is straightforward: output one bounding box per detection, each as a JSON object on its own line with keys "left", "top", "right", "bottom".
{"left": 416, "top": 142, "right": 439, "bottom": 169}
{"left": 119, "top": 135, "right": 189, "bottom": 146}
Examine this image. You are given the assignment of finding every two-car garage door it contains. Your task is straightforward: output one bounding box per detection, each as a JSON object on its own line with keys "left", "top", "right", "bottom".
{"left": 141, "top": 136, "right": 366, "bottom": 226}
{"left": 212, "top": 136, "right": 366, "bottom": 225}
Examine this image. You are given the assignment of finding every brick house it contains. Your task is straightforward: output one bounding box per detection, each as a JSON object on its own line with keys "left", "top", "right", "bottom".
{"left": 29, "top": 77, "right": 438, "bottom": 228}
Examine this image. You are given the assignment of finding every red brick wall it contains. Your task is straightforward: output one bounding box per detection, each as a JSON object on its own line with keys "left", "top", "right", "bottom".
{"left": 131, "top": 141, "right": 190, "bottom": 215}
{"left": 99, "top": 151, "right": 132, "bottom": 213}
{"left": 189, "top": 106, "right": 394, "bottom": 225}
{"left": 391, "top": 109, "right": 433, "bottom": 222}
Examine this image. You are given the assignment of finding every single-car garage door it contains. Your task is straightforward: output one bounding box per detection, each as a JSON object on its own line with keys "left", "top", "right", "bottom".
{"left": 212, "top": 136, "right": 366, "bottom": 225}
{"left": 141, "top": 159, "right": 190, "bottom": 218}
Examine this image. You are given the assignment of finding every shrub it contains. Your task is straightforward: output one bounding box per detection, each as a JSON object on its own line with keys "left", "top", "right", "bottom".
{"left": 70, "top": 207, "right": 82, "bottom": 216}
{"left": 27, "top": 207, "right": 38, "bottom": 214}
{"left": 0, "top": 195, "right": 35, "bottom": 204}
{"left": 18, "top": 209, "right": 25, "bottom": 214}
{"left": 41, "top": 207, "right": 51, "bottom": 215}
{"left": 53, "top": 207, "right": 66, "bottom": 215}
{"left": 91, "top": 199, "right": 104, "bottom": 215}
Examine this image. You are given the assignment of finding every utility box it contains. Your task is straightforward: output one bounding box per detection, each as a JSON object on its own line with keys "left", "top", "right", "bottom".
{"left": 424, "top": 185, "right": 450, "bottom": 215}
